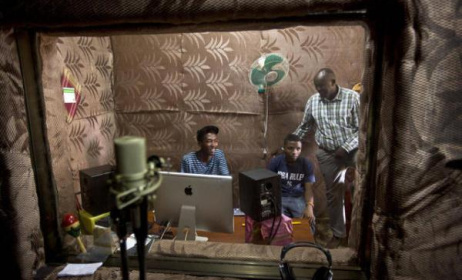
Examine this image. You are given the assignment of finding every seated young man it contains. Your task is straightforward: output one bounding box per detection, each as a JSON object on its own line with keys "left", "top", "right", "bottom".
{"left": 180, "top": 125, "right": 230, "bottom": 175}
{"left": 267, "top": 133, "right": 316, "bottom": 234}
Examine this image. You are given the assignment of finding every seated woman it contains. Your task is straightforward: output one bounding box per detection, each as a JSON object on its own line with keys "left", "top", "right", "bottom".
{"left": 180, "top": 125, "right": 230, "bottom": 175}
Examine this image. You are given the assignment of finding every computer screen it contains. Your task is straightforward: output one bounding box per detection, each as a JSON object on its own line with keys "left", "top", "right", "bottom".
{"left": 153, "top": 171, "right": 234, "bottom": 240}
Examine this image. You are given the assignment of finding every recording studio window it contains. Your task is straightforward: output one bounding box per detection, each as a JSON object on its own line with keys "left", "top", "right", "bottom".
{"left": 37, "top": 21, "right": 368, "bottom": 258}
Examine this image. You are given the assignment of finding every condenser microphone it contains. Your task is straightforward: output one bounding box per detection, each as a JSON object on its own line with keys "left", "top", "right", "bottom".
{"left": 111, "top": 136, "right": 164, "bottom": 210}
{"left": 112, "top": 136, "right": 148, "bottom": 210}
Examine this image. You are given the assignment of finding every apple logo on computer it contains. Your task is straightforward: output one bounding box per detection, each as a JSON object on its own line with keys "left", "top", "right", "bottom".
{"left": 185, "top": 185, "right": 193, "bottom": 195}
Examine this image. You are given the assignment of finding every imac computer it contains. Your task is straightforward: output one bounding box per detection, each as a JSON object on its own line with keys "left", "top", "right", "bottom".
{"left": 154, "top": 171, "right": 234, "bottom": 241}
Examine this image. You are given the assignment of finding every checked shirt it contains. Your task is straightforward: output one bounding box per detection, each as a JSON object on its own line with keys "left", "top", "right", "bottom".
{"left": 294, "top": 86, "right": 360, "bottom": 153}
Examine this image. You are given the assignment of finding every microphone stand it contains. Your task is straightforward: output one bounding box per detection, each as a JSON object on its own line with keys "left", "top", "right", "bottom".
{"left": 132, "top": 197, "right": 148, "bottom": 280}
{"left": 111, "top": 208, "right": 130, "bottom": 280}
{"left": 111, "top": 193, "right": 148, "bottom": 280}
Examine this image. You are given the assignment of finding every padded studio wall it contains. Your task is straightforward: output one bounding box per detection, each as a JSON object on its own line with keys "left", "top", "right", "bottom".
{"left": 367, "top": 1, "right": 462, "bottom": 278}
{"left": 0, "top": 28, "right": 45, "bottom": 279}
{"left": 39, "top": 35, "right": 117, "bottom": 252}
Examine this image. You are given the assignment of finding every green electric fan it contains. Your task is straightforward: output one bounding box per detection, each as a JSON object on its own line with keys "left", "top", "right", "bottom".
{"left": 249, "top": 53, "right": 290, "bottom": 158}
{"left": 249, "top": 53, "right": 289, "bottom": 94}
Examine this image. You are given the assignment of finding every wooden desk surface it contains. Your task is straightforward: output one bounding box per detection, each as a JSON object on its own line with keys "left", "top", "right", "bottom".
{"left": 153, "top": 216, "right": 314, "bottom": 244}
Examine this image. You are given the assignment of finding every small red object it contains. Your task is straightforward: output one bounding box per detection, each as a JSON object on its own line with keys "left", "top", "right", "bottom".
{"left": 61, "top": 213, "right": 86, "bottom": 253}
{"left": 62, "top": 213, "right": 78, "bottom": 228}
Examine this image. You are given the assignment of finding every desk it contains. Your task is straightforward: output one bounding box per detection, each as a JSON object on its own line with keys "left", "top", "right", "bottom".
{"left": 152, "top": 216, "right": 314, "bottom": 244}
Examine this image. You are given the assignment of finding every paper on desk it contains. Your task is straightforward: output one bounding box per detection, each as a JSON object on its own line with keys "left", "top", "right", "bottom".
{"left": 57, "top": 262, "right": 103, "bottom": 277}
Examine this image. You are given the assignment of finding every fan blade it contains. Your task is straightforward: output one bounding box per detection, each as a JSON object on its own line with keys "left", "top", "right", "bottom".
{"left": 250, "top": 68, "right": 268, "bottom": 85}
{"left": 262, "top": 54, "right": 284, "bottom": 71}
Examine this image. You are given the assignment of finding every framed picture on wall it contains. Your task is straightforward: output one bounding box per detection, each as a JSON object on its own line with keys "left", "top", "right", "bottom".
{"left": 62, "top": 68, "right": 81, "bottom": 123}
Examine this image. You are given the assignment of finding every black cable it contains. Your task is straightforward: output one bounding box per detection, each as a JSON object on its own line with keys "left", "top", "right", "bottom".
{"left": 267, "top": 194, "right": 282, "bottom": 244}
{"left": 267, "top": 200, "right": 276, "bottom": 244}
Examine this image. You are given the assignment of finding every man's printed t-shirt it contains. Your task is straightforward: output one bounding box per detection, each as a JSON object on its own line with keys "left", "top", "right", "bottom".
{"left": 267, "top": 154, "right": 315, "bottom": 196}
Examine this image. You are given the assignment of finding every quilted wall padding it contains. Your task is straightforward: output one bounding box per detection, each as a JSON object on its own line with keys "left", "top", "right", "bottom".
{"left": 369, "top": 1, "right": 462, "bottom": 279}
{"left": 0, "top": 29, "right": 45, "bottom": 279}
{"left": 349, "top": 33, "right": 373, "bottom": 250}
{"left": 1, "top": 0, "right": 367, "bottom": 27}
{"left": 111, "top": 25, "right": 365, "bottom": 210}
{"left": 39, "top": 35, "right": 116, "bottom": 253}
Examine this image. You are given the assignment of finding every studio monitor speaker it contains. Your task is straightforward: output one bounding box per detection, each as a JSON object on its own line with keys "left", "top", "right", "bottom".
{"left": 239, "top": 168, "right": 281, "bottom": 221}
{"left": 80, "top": 165, "right": 114, "bottom": 216}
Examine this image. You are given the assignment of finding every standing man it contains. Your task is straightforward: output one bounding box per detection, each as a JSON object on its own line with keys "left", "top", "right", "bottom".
{"left": 181, "top": 125, "right": 230, "bottom": 175}
{"left": 267, "top": 133, "right": 316, "bottom": 234}
{"left": 294, "top": 68, "right": 360, "bottom": 249}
